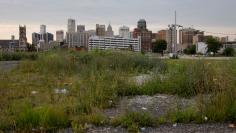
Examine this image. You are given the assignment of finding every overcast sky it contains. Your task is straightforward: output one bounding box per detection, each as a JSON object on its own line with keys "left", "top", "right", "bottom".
{"left": 0, "top": 0, "right": 236, "bottom": 42}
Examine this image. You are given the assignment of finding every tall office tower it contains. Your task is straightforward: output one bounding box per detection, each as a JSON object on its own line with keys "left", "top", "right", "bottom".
{"left": 77, "top": 25, "right": 85, "bottom": 33}
{"left": 106, "top": 24, "right": 114, "bottom": 37}
{"left": 56, "top": 30, "right": 64, "bottom": 42}
{"left": 156, "top": 30, "right": 168, "bottom": 41}
{"left": 133, "top": 19, "right": 152, "bottom": 52}
{"left": 96, "top": 24, "right": 106, "bottom": 36}
{"left": 43, "top": 33, "right": 54, "bottom": 43}
{"left": 32, "top": 32, "right": 41, "bottom": 45}
{"left": 119, "top": 26, "right": 131, "bottom": 38}
{"left": 40, "top": 25, "right": 46, "bottom": 34}
{"left": 19, "top": 25, "right": 27, "bottom": 48}
{"left": 68, "top": 19, "right": 76, "bottom": 33}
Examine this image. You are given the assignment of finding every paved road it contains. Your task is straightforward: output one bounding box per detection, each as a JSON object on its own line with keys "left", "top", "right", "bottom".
{"left": 0, "top": 61, "right": 19, "bottom": 72}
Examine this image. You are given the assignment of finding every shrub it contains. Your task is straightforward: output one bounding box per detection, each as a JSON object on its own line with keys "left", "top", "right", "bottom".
{"left": 223, "top": 47, "right": 235, "bottom": 57}
{"left": 0, "top": 52, "right": 38, "bottom": 61}
{"left": 16, "top": 105, "right": 69, "bottom": 131}
{"left": 166, "top": 108, "right": 199, "bottom": 123}
{"left": 184, "top": 45, "right": 196, "bottom": 55}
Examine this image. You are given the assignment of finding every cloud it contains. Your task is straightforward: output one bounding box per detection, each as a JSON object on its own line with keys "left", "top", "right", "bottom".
{"left": 0, "top": 0, "right": 236, "bottom": 41}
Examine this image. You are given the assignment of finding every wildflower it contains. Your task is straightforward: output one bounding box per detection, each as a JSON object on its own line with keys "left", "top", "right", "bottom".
{"left": 173, "top": 123, "right": 177, "bottom": 127}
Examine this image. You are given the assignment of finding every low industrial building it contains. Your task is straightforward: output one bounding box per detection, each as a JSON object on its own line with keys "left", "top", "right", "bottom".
{"left": 88, "top": 36, "right": 141, "bottom": 52}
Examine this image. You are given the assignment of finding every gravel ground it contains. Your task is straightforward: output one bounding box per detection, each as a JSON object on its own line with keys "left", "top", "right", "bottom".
{"left": 103, "top": 94, "right": 197, "bottom": 118}
{"left": 85, "top": 124, "right": 236, "bottom": 133}
{"left": 0, "top": 61, "right": 19, "bottom": 72}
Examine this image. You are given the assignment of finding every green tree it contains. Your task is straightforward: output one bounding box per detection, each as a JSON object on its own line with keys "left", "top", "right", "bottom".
{"left": 153, "top": 40, "right": 167, "bottom": 56}
{"left": 183, "top": 45, "right": 196, "bottom": 55}
{"left": 223, "top": 47, "right": 235, "bottom": 57}
{"left": 206, "top": 37, "right": 222, "bottom": 55}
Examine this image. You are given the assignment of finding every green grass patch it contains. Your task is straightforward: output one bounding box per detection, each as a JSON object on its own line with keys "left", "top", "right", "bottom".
{"left": 112, "top": 112, "right": 157, "bottom": 133}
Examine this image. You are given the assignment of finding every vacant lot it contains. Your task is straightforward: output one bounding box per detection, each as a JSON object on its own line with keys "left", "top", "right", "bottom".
{"left": 0, "top": 50, "right": 236, "bottom": 133}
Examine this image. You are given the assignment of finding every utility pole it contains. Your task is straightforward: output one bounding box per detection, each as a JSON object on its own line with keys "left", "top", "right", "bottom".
{"left": 174, "top": 11, "right": 177, "bottom": 54}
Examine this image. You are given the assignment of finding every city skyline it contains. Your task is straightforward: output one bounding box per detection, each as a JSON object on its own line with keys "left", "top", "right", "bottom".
{"left": 0, "top": 0, "right": 236, "bottom": 42}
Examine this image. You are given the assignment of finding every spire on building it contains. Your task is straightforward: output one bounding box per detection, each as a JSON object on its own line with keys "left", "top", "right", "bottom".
{"left": 106, "top": 24, "right": 114, "bottom": 37}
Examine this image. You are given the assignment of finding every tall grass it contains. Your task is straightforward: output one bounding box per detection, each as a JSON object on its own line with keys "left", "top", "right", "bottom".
{"left": 0, "top": 50, "right": 236, "bottom": 131}
{"left": 112, "top": 112, "right": 157, "bottom": 133}
{"left": 0, "top": 50, "right": 160, "bottom": 131}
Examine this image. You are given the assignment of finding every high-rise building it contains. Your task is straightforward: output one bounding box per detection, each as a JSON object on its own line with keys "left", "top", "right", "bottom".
{"left": 156, "top": 30, "right": 168, "bottom": 41}
{"left": 56, "top": 30, "right": 64, "bottom": 42}
{"left": 40, "top": 25, "right": 46, "bottom": 34}
{"left": 19, "top": 25, "right": 27, "bottom": 50}
{"left": 119, "top": 26, "right": 131, "bottom": 38}
{"left": 106, "top": 24, "right": 114, "bottom": 37}
{"left": 77, "top": 25, "right": 85, "bottom": 33}
{"left": 153, "top": 29, "right": 175, "bottom": 53}
{"left": 138, "top": 19, "right": 147, "bottom": 30}
{"left": 32, "top": 32, "right": 41, "bottom": 45}
{"left": 33, "top": 25, "right": 54, "bottom": 51}
{"left": 96, "top": 24, "right": 106, "bottom": 36}
{"left": 193, "top": 32, "right": 204, "bottom": 44}
{"left": 43, "top": 33, "right": 54, "bottom": 44}
{"left": 66, "top": 30, "right": 96, "bottom": 48}
{"left": 133, "top": 19, "right": 152, "bottom": 52}
{"left": 68, "top": 19, "right": 76, "bottom": 33}
{"left": 179, "top": 28, "right": 204, "bottom": 50}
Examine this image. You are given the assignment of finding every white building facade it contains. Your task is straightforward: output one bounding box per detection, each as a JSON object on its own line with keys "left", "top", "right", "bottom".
{"left": 88, "top": 36, "right": 141, "bottom": 52}
{"left": 196, "top": 42, "right": 208, "bottom": 54}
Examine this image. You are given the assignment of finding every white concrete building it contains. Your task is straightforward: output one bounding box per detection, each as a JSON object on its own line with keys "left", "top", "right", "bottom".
{"left": 119, "top": 26, "right": 131, "bottom": 38}
{"left": 196, "top": 42, "right": 208, "bottom": 54}
{"left": 88, "top": 36, "right": 141, "bottom": 52}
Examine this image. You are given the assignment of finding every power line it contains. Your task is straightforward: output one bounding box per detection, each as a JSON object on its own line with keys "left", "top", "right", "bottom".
{"left": 203, "top": 31, "right": 236, "bottom": 36}
{"left": 179, "top": 25, "right": 236, "bottom": 36}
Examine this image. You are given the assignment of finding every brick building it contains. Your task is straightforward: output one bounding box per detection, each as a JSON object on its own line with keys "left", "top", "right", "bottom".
{"left": 132, "top": 19, "right": 152, "bottom": 52}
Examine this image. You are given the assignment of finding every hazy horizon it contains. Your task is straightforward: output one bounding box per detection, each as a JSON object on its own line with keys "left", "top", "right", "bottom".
{"left": 0, "top": 0, "right": 236, "bottom": 42}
